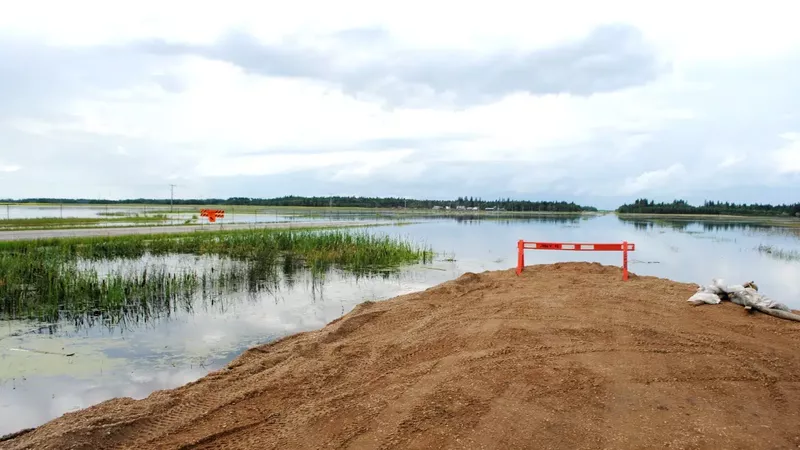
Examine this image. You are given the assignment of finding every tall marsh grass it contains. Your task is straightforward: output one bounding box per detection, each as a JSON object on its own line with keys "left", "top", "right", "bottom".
{"left": 0, "top": 229, "right": 431, "bottom": 266}
{"left": 0, "top": 228, "right": 432, "bottom": 322}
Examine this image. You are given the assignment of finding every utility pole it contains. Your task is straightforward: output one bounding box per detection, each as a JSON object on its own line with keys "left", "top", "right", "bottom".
{"left": 169, "top": 184, "right": 177, "bottom": 212}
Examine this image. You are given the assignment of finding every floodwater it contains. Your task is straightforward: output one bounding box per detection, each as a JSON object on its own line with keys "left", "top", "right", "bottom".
{"left": 2, "top": 214, "right": 800, "bottom": 435}
{"left": 0, "top": 205, "right": 397, "bottom": 225}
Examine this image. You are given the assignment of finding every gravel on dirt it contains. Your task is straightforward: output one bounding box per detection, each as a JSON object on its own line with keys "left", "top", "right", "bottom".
{"left": 3, "top": 262, "right": 800, "bottom": 449}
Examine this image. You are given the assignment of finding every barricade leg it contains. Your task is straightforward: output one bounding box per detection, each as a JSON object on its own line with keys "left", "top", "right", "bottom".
{"left": 516, "top": 240, "right": 524, "bottom": 275}
{"left": 622, "top": 240, "right": 629, "bottom": 281}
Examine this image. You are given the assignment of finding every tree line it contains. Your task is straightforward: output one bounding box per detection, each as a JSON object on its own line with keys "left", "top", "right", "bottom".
{"left": 9, "top": 195, "right": 797, "bottom": 216}
{"left": 616, "top": 198, "right": 800, "bottom": 217}
{"left": 1, "top": 196, "right": 598, "bottom": 212}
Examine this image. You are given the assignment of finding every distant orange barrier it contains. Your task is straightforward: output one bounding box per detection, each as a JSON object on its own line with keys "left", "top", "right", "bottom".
{"left": 516, "top": 240, "right": 635, "bottom": 280}
{"left": 199, "top": 209, "right": 225, "bottom": 223}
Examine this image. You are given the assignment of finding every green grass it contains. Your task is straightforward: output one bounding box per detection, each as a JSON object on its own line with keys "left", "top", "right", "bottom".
{"left": 0, "top": 228, "right": 433, "bottom": 322}
{"left": 0, "top": 228, "right": 431, "bottom": 263}
{"left": 0, "top": 257, "right": 201, "bottom": 323}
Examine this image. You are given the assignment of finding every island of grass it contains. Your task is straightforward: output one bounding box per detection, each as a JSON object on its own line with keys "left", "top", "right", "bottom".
{"left": 0, "top": 215, "right": 171, "bottom": 230}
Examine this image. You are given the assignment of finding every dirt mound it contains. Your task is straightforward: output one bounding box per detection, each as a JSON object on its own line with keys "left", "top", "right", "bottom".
{"left": 4, "top": 262, "right": 800, "bottom": 450}
{"left": 453, "top": 271, "right": 484, "bottom": 285}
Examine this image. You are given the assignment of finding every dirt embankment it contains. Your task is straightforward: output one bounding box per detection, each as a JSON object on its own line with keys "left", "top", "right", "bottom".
{"left": 4, "top": 262, "right": 800, "bottom": 450}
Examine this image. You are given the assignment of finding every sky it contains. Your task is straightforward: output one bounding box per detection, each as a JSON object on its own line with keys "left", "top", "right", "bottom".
{"left": 0, "top": 1, "right": 799, "bottom": 209}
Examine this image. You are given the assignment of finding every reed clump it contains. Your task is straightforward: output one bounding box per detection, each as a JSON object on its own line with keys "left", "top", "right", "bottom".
{"left": 0, "top": 229, "right": 432, "bottom": 321}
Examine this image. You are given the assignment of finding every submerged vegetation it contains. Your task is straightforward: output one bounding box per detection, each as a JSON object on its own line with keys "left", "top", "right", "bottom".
{"left": 757, "top": 244, "right": 800, "bottom": 262}
{"left": 0, "top": 228, "right": 433, "bottom": 323}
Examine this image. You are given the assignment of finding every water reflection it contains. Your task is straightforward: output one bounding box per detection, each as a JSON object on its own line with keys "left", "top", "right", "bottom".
{"left": 446, "top": 215, "right": 586, "bottom": 225}
{"left": 1, "top": 365, "right": 210, "bottom": 437}
{"left": 618, "top": 216, "right": 800, "bottom": 235}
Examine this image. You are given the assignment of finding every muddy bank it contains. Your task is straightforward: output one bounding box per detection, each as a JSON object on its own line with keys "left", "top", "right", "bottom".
{"left": 4, "top": 262, "right": 800, "bottom": 449}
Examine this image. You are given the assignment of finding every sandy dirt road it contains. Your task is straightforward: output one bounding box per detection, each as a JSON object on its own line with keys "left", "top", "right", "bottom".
{"left": 0, "top": 221, "right": 381, "bottom": 241}
{"left": 3, "top": 262, "right": 800, "bottom": 449}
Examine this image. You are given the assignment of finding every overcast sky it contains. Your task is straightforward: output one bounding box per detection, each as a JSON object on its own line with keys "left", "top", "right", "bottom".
{"left": 1, "top": 1, "right": 798, "bottom": 208}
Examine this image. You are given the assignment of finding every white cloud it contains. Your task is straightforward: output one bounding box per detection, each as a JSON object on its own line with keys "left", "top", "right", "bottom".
{"left": 772, "top": 133, "right": 800, "bottom": 174}
{"left": 3, "top": 1, "right": 799, "bottom": 58}
{"left": 0, "top": 0, "right": 798, "bottom": 206}
{"left": 0, "top": 164, "right": 20, "bottom": 173}
{"left": 195, "top": 149, "right": 414, "bottom": 177}
{"left": 719, "top": 154, "right": 746, "bottom": 168}
{"left": 619, "top": 163, "right": 687, "bottom": 195}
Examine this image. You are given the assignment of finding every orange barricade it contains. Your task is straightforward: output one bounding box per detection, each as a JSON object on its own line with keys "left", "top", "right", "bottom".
{"left": 199, "top": 209, "right": 225, "bottom": 223}
{"left": 516, "top": 240, "right": 636, "bottom": 280}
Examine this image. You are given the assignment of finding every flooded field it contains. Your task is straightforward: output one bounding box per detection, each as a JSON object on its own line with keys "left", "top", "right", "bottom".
{"left": 2, "top": 213, "right": 800, "bottom": 435}
{"left": 0, "top": 204, "right": 423, "bottom": 228}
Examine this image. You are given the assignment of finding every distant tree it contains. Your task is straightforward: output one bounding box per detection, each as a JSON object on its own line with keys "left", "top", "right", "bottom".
{"left": 616, "top": 198, "right": 800, "bottom": 217}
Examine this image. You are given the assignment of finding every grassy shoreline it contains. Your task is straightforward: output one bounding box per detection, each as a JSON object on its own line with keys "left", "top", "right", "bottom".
{"left": 616, "top": 213, "right": 800, "bottom": 227}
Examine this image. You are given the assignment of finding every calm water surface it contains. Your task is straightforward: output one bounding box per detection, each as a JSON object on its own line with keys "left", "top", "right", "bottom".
{"left": 1, "top": 215, "right": 799, "bottom": 435}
